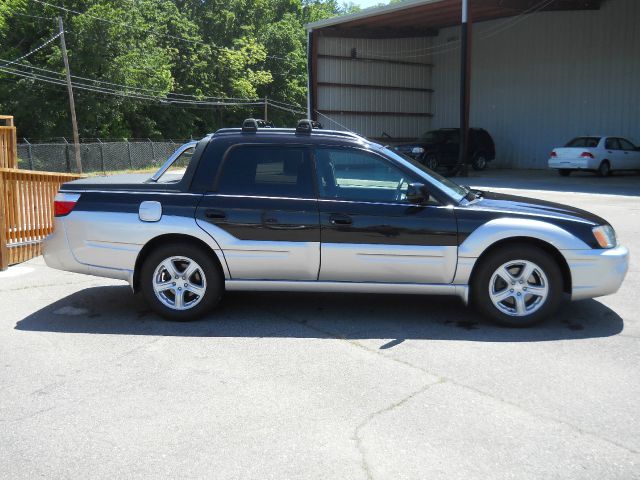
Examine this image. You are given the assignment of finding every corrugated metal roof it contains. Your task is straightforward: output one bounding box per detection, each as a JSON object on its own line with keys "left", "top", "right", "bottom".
{"left": 306, "top": 0, "right": 602, "bottom": 36}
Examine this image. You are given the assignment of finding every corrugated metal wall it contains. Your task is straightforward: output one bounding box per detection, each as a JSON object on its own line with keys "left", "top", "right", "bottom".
{"left": 316, "top": 37, "right": 434, "bottom": 138}
{"left": 314, "top": 0, "right": 640, "bottom": 169}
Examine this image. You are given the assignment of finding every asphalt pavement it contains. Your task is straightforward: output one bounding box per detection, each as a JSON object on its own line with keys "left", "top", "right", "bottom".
{"left": 1, "top": 169, "right": 638, "bottom": 479}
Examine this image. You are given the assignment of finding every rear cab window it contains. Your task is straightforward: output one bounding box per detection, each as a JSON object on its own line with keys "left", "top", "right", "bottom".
{"left": 565, "top": 137, "right": 600, "bottom": 148}
{"left": 216, "top": 145, "right": 314, "bottom": 198}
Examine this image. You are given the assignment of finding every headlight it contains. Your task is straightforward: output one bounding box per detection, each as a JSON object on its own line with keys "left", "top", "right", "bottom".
{"left": 592, "top": 225, "right": 617, "bottom": 249}
{"left": 411, "top": 147, "right": 425, "bottom": 155}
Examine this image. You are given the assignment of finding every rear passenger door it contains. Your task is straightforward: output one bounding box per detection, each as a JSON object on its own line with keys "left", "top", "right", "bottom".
{"left": 314, "top": 147, "right": 458, "bottom": 284}
{"left": 195, "top": 144, "right": 320, "bottom": 280}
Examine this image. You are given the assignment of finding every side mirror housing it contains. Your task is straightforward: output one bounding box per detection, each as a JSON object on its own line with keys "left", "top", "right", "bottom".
{"left": 406, "top": 183, "right": 430, "bottom": 204}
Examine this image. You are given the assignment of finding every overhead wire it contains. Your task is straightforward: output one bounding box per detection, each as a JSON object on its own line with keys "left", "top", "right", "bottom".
{"left": 0, "top": 31, "right": 62, "bottom": 67}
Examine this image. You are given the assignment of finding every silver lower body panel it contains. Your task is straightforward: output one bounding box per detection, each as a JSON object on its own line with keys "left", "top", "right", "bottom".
{"left": 225, "top": 280, "right": 469, "bottom": 304}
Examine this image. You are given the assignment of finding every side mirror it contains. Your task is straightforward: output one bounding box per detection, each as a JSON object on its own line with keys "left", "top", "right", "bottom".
{"left": 406, "top": 182, "right": 430, "bottom": 204}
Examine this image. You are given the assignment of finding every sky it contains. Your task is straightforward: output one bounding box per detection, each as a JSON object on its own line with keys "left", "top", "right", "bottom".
{"left": 352, "top": 0, "right": 389, "bottom": 9}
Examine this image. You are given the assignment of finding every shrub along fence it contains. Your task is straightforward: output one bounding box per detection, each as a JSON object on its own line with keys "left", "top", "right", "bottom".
{"left": 17, "top": 138, "right": 193, "bottom": 173}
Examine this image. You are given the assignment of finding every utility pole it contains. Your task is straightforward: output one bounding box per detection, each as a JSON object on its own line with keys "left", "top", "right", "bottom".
{"left": 58, "top": 17, "right": 82, "bottom": 174}
{"left": 264, "top": 95, "right": 268, "bottom": 122}
{"left": 457, "top": 0, "right": 471, "bottom": 177}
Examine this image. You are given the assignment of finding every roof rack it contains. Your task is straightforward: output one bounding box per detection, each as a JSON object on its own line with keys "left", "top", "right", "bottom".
{"left": 241, "top": 118, "right": 259, "bottom": 133}
{"left": 213, "top": 118, "right": 364, "bottom": 141}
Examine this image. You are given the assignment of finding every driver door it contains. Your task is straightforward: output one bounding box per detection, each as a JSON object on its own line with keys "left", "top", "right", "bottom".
{"left": 315, "top": 147, "right": 458, "bottom": 284}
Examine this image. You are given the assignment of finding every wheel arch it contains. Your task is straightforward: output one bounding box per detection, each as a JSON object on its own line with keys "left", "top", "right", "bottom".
{"left": 132, "top": 233, "right": 227, "bottom": 293}
{"left": 468, "top": 237, "right": 572, "bottom": 295}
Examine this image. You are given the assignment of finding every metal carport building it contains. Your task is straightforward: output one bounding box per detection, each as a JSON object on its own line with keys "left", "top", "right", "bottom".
{"left": 305, "top": 0, "right": 640, "bottom": 169}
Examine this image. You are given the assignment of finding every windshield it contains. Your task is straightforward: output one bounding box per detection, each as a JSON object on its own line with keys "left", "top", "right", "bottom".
{"left": 420, "top": 130, "right": 443, "bottom": 143}
{"left": 380, "top": 147, "right": 468, "bottom": 203}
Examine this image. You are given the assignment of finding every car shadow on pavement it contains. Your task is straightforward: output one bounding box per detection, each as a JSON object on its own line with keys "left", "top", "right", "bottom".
{"left": 15, "top": 285, "right": 624, "bottom": 343}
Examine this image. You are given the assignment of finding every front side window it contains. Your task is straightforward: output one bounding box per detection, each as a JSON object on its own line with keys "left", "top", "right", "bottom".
{"left": 217, "top": 145, "right": 313, "bottom": 198}
{"left": 618, "top": 138, "right": 636, "bottom": 151}
{"left": 315, "top": 148, "right": 416, "bottom": 203}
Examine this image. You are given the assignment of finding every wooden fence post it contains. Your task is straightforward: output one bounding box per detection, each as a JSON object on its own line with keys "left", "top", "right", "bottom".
{"left": 0, "top": 170, "right": 8, "bottom": 271}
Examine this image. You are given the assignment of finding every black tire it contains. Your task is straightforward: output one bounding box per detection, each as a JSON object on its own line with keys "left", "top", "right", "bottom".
{"left": 423, "top": 153, "right": 439, "bottom": 170}
{"left": 140, "top": 242, "right": 223, "bottom": 321}
{"left": 558, "top": 169, "right": 571, "bottom": 177}
{"left": 471, "top": 244, "right": 564, "bottom": 327}
{"left": 597, "top": 160, "right": 611, "bottom": 177}
{"left": 471, "top": 152, "right": 488, "bottom": 171}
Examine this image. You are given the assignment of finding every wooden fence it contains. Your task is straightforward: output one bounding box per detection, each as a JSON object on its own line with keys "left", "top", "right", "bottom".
{"left": 0, "top": 168, "right": 82, "bottom": 270}
{"left": 0, "top": 115, "right": 83, "bottom": 270}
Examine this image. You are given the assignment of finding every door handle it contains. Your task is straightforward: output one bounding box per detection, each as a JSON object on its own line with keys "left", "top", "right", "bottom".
{"left": 204, "top": 209, "right": 226, "bottom": 219}
{"left": 264, "top": 217, "right": 308, "bottom": 230}
{"left": 329, "top": 214, "right": 352, "bottom": 225}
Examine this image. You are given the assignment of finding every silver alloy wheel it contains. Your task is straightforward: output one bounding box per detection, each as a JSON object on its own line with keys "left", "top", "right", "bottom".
{"left": 425, "top": 154, "right": 438, "bottom": 170}
{"left": 152, "top": 256, "right": 207, "bottom": 311}
{"left": 488, "top": 259, "right": 549, "bottom": 317}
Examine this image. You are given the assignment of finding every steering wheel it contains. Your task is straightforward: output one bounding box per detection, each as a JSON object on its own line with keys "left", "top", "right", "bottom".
{"left": 395, "top": 177, "right": 405, "bottom": 202}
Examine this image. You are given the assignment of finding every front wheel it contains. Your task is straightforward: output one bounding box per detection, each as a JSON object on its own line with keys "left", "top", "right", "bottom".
{"left": 140, "top": 242, "right": 223, "bottom": 321}
{"left": 423, "top": 153, "right": 439, "bottom": 170}
{"left": 471, "top": 245, "right": 564, "bottom": 327}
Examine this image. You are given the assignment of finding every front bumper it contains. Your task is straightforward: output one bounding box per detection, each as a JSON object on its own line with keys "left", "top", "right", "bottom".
{"left": 563, "top": 245, "right": 629, "bottom": 301}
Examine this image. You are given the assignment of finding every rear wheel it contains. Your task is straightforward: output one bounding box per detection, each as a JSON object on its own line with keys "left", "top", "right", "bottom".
{"left": 597, "top": 160, "right": 611, "bottom": 177}
{"left": 471, "top": 244, "right": 563, "bottom": 327}
{"left": 141, "top": 242, "right": 223, "bottom": 321}
{"left": 558, "top": 169, "right": 571, "bottom": 177}
{"left": 471, "top": 153, "right": 488, "bottom": 171}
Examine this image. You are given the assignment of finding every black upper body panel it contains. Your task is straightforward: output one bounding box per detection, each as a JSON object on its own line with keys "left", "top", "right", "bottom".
{"left": 59, "top": 128, "right": 606, "bottom": 249}
{"left": 455, "top": 190, "right": 604, "bottom": 249}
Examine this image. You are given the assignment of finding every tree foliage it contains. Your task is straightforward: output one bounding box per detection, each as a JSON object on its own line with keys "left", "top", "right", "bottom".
{"left": 0, "top": 0, "right": 362, "bottom": 139}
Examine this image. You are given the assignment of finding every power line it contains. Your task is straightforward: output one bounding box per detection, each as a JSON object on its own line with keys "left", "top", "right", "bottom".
{"left": 12, "top": 11, "right": 58, "bottom": 21}
{"left": 2, "top": 60, "right": 264, "bottom": 102}
{"left": 0, "top": 64, "right": 265, "bottom": 107}
{"left": 0, "top": 32, "right": 62, "bottom": 67}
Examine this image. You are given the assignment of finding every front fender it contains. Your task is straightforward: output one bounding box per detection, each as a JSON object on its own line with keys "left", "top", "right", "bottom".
{"left": 453, "top": 218, "right": 590, "bottom": 285}
{"left": 459, "top": 218, "right": 590, "bottom": 258}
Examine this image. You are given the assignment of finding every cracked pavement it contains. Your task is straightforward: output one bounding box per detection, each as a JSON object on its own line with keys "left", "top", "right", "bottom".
{"left": 1, "top": 173, "right": 639, "bottom": 479}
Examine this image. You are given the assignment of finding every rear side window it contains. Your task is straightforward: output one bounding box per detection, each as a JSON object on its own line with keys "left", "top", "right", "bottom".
{"left": 566, "top": 137, "right": 600, "bottom": 148}
{"left": 216, "top": 145, "right": 313, "bottom": 198}
{"left": 605, "top": 138, "right": 621, "bottom": 150}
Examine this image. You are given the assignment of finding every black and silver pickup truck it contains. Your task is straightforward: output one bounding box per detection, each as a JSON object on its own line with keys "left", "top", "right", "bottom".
{"left": 43, "top": 119, "right": 629, "bottom": 327}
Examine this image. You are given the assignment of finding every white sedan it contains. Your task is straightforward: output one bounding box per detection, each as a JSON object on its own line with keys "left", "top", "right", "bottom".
{"left": 548, "top": 136, "right": 640, "bottom": 177}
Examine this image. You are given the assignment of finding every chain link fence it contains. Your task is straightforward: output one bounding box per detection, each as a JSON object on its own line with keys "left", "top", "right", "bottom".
{"left": 16, "top": 139, "right": 195, "bottom": 174}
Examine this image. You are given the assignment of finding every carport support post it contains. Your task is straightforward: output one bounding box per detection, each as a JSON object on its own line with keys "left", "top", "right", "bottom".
{"left": 458, "top": 0, "right": 471, "bottom": 177}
